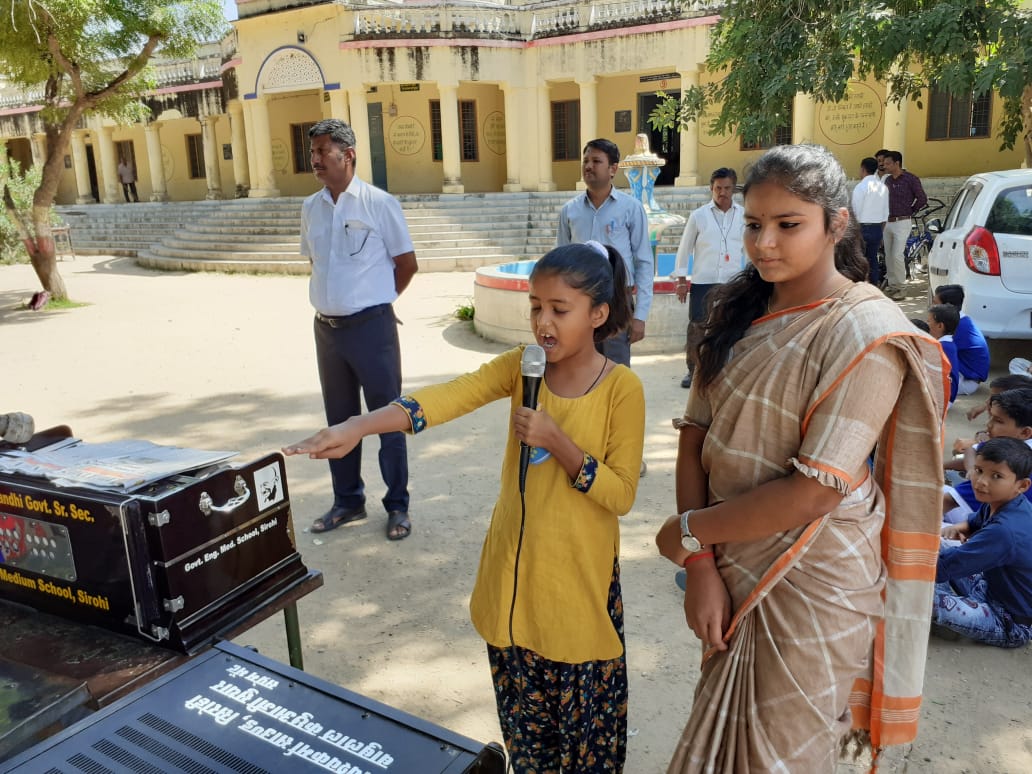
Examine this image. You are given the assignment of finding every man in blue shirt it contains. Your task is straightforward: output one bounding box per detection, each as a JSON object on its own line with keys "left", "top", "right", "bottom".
{"left": 556, "top": 138, "right": 653, "bottom": 368}
{"left": 934, "top": 437, "right": 1032, "bottom": 647}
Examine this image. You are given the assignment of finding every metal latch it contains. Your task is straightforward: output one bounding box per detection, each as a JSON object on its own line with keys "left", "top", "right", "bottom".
{"left": 198, "top": 475, "right": 250, "bottom": 516}
{"left": 148, "top": 509, "right": 171, "bottom": 527}
{"left": 163, "top": 596, "right": 185, "bottom": 613}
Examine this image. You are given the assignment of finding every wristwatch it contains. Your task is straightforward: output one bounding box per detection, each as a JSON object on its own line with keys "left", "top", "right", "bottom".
{"left": 679, "top": 510, "right": 704, "bottom": 553}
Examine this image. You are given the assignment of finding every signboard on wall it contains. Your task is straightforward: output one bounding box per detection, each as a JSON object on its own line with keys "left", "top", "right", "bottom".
{"left": 818, "top": 82, "right": 882, "bottom": 146}
{"left": 388, "top": 117, "right": 426, "bottom": 156}
{"left": 484, "top": 112, "right": 506, "bottom": 155}
{"left": 614, "top": 110, "right": 632, "bottom": 133}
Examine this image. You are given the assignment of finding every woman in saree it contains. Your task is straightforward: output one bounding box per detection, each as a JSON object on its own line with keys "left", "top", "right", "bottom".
{"left": 655, "top": 144, "right": 949, "bottom": 772}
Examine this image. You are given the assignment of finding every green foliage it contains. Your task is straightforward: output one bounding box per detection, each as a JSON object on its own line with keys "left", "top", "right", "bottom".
{"left": 455, "top": 300, "right": 475, "bottom": 321}
{"left": 0, "top": 1, "right": 226, "bottom": 126}
{"left": 0, "top": 158, "right": 50, "bottom": 264}
{"left": 650, "top": 0, "right": 1032, "bottom": 155}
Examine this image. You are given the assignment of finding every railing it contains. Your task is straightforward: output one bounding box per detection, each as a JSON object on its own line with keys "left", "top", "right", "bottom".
{"left": 151, "top": 53, "right": 225, "bottom": 85}
{"left": 344, "top": 0, "right": 724, "bottom": 42}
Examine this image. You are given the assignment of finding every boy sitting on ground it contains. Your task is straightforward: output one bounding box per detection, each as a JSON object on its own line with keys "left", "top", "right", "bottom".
{"left": 934, "top": 437, "right": 1032, "bottom": 647}
{"left": 944, "top": 388, "right": 1032, "bottom": 524}
{"left": 965, "top": 373, "right": 1032, "bottom": 423}
{"left": 927, "top": 303, "right": 961, "bottom": 405}
{"left": 933, "top": 284, "right": 990, "bottom": 395}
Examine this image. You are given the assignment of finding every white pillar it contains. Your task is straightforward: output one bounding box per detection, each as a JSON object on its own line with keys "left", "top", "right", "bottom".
{"left": 144, "top": 122, "right": 168, "bottom": 201}
{"left": 328, "top": 89, "right": 349, "bottom": 123}
{"left": 438, "top": 82, "right": 464, "bottom": 194}
{"left": 792, "top": 92, "right": 817, "bottom": 144}
{"left": 536, "top": 83, "right": 556, "bottom": 192}
{"left": 576, "top": 78, "right": 598, "bottom": 191}
{"left": 248, "top": 96, "right": 280, "bottom": 198}
{"left": 228, "top": 101, "right": 250, "bottom": 197}
{"left": 70, "top": 130, "right": 95, "bottom": 204}
{"left": 97, "top": 124, "right": 120, "bottom": 203}
{"left": 675, "top": 70, "right": 699, "bottom": 187}
{"left": 501, "top": 85, "right": 522, "bottom": 192}
{"left": 200, "top": 115, "right": 224, "bottom": 199}
{"left": 346, "top": 88, "right": 373, "bottom": 184}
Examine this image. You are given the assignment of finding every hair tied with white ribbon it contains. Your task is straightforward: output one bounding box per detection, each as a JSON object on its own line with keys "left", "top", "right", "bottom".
{"left": 584, "top": 240, "right": 608, "bottom": 259}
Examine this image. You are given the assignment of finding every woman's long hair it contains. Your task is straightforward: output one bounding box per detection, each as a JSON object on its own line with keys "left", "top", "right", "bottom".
{"left": 690, "top": 144, "right": 868, "bottom": 390}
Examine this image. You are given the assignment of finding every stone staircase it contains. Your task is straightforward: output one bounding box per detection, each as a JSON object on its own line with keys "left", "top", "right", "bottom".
{"left": 55, "top": 188, "right": 718, "bottom": 275}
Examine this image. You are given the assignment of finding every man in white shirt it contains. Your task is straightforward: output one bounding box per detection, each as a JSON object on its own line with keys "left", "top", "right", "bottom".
{"left": 672, "top": 167, "right": 745, "bottom": 388}
{"left": 852, "top": 157, "right": 889, "bottom": 287}
{"left": 299, "top": 119, "right": 419, "bottom": 541}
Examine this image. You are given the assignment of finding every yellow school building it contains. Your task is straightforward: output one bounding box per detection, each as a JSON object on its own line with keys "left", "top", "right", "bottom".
{"left": 0, "top": 0, "right": 1023, "bottom": 205}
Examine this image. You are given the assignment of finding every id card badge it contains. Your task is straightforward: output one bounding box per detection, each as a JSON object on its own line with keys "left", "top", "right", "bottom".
{"left": 528, "top": 447, "right": 551, "bottom": 465}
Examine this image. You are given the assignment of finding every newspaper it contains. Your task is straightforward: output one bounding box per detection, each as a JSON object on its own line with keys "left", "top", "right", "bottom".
{"left": 0, "top": 438, "right": 237, "bottom": 493}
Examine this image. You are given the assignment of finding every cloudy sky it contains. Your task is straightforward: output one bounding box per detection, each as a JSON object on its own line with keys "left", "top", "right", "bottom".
{"left": 222, "top": 0, "right": 238, "bottom": 21}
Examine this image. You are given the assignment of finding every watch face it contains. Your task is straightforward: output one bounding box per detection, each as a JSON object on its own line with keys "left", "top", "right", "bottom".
{"left": 681, "top": 534, "right": 701, "bottom": 552}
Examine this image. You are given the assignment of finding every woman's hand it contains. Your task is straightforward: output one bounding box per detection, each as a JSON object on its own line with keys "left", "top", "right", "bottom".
{"left": 682, "top": 557, "right": 731, "bottom": 652}
{"left": 656, "top": 513, "right": 690, "bottom": 566}
{"left": 283, "top": 420, "right": 362, "bottom": 459}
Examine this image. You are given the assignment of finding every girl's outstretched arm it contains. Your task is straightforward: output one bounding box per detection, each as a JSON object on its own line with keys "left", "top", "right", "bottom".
{"left": 284, "top": 404, "right": 410, "bottom": 459}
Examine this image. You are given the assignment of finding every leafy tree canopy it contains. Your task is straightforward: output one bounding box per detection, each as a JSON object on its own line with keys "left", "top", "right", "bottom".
{"left": 0, "top": 0, "right": 226, "bottom": 300}
{"left": 651, "top": 0, "right": 1032, "bottom": 163}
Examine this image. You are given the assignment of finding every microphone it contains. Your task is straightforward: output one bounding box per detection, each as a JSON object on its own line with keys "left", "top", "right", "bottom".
{"left": 0, "top": 412, "right": 34, "bottom": 445}
{"left": 518, "top": 344, "right": 547, "bottom": 494}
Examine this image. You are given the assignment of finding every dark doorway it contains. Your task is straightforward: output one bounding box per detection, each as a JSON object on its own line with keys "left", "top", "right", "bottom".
{"left": 637, "top": 91, "right": 680, "bottom": 187}
{"left": 85, "top": 145, "right": 99, "bottom": 203}
{"left": 367, "top": 103, "right": 388, "bottom": 190}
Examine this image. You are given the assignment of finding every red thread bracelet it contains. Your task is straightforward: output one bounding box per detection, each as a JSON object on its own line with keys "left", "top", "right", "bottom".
{"left": 682, "top": 550, "right": 714, "bottom": 567}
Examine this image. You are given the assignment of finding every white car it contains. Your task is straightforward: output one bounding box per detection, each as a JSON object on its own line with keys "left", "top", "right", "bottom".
{"left": 926, "top": 169, "right": 1032, "bottom": 339}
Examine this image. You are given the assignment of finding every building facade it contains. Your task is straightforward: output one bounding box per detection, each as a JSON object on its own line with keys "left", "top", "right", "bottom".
{"left": 0, "top": 0, "right": 1023, "bottom": 205}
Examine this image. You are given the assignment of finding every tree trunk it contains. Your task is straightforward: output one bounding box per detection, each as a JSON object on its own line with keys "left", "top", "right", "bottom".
{"left": 1023, "top": 85, "right": 1032, "bottom": 170}
{"left": 29, "top": 205, "right": 67, "bottom": 301}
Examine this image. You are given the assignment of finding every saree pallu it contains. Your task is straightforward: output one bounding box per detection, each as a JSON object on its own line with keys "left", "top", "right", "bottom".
{"left": 668, "top": 283, "right": 949, "bottom": 773}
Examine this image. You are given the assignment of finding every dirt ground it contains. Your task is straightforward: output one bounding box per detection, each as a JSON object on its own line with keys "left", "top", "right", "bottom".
{"left": 3, "top": 255, "right": 1032, "bottom": 772}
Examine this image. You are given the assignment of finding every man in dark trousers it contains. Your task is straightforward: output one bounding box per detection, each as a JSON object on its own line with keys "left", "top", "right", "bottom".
{"left": 300, "top": 118, "right": 418, "bottom": 540}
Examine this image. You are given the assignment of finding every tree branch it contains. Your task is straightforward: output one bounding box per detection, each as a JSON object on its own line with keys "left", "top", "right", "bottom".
{"left": 85, "top": 33, "right": 164, "bottom": 102}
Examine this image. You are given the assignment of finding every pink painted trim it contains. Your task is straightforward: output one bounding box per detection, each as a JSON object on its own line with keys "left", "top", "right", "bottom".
{"left": 475, "top": 273, "right": 529, "bottom": 292}
{"left": 221, "top": 57, "right": 242, "bottom": 74}
{"left": 342, "top": 38, "right": 523, "bottom": 51}
{"left": 341, "top": 15, "right": 717, "bottom": 51}
{"left": 0, "top": 105, "right": 43, "bottom": 117}
{"left": 152, "top": 80, "right": 223, "bottom": 95}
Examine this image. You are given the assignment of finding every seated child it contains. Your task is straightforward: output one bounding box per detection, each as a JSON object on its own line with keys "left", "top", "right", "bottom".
{"left": 965, "top": 373, "right": 1032, "bottom": 422}
{"left": 934, "top": 437, "right": 1032, "bottom": 647}
{"left": 927, "top": 304, "right": 961, "bottom": 405}
{"left": 944, "top": 387, "right": 1032, "bottom": 524}
{"left": 933, "top": 284, "right": 990, "bottom": 395}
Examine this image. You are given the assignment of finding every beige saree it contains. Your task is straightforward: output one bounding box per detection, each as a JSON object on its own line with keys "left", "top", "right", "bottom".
{"left": 668, "top": 283, "right": 949, "bottom": 773}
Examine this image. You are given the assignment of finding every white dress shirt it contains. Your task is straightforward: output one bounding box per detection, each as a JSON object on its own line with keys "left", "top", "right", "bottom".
{"left": 852, "top": 174, "right": 890, "bottom": 225}
{"left": 673, "top": 200, "right": 746, "bottom": 284}
{"left": 300, "top": 176, "right": 414, "bottom": 316}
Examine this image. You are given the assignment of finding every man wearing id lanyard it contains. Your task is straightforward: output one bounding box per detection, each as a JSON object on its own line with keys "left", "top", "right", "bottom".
{"left": 556, "top": 138, "right": 653, "bottom": 368}
{"left": 299, "top": 118, "right": 419, "bottom": 541}
{"left": 672, "top": 167, "right": 745, "bottom": 389}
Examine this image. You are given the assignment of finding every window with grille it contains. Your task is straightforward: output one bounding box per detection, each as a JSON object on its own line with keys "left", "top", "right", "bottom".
{"left": 740, "top": 121, "right": 793, "bottom": 151}
{"left": 459, "top": 100, "right": 478, "bottom": 161}
{"left": 551, "top": 100, "right": 581, "bottom": 161}
{"left": 292, "top": 122, "right": 316, "bottom": 173}
{"left": 927, "top": 87, "right": 991, "bottom": 140}
{"left": 186, "top": 134, "right": 205, "bottom": 179}
{"left": 428, "top": 101, "right": 478, "bottom": 161}
{"left": 115, "top": 140, "right": 136, "bottom": 169}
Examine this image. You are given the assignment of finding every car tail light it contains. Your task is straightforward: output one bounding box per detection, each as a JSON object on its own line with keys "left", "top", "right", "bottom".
{"left": 963, "top": 226, "right": 1001, "bottom": 275}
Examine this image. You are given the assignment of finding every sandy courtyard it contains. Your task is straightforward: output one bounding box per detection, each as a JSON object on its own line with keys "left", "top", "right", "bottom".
{"left": 3, "top": 254, "right": 1032, "bottom": 772}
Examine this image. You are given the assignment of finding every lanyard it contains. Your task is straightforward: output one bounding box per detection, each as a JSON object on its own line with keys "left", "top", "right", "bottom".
{"left": 711, "top": 206, "right": 735, "bottom": 262}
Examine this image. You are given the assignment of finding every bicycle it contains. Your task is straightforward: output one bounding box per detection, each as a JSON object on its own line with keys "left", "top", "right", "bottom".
{"left": 877, "top": 197, "right": 946, "bottom": 283}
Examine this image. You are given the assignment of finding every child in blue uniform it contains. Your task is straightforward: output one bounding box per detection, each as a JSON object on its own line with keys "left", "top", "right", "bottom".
{"left": 935, "top": 437, "right": 1032, "bottom": 647}
{"left": 933, "top": 284, "right": 990, "bottom": 395}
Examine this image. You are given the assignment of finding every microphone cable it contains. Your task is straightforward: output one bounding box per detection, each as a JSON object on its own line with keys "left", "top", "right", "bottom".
{"left": 503, "top": 478, "right": 530, "bottom": 774}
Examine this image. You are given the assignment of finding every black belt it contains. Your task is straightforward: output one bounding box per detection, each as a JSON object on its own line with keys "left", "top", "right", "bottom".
{"left": 315, "top": 304, "right": 391, "bottom": 329}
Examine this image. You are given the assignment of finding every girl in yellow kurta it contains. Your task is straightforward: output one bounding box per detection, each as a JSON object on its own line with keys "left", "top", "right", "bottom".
{"left": 286, "top": 241, "right": 646, "bottom": 772}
